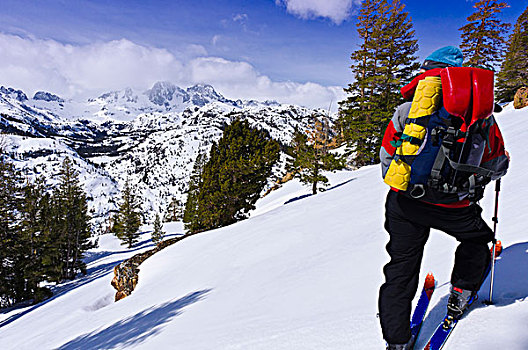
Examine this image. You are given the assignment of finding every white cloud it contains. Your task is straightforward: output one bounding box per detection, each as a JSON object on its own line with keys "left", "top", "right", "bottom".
{"left": 232, "top": 13, "right": 249, "bottom": 31}
{"left": 185, "top": 44, "right": 208, "bottom": 57}
{"left": 233, "top": 13, "right": 249, "bottom": 23}
{"left": 0, "top": 33, "right": 344, "bottom": 110}
{"left": 188, "top": 57, "right": 344, "bottom": 110}
{"left": 0, "top": 34, "right": 183, "bottom": 98}
{"left": 211, "top": 35, "right": 221, "bottom": 46}
{"left": 276, "top": 0, "right": 362, "bottom": 24}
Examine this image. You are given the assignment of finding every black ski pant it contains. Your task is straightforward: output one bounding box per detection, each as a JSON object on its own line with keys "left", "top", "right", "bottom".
{"left": 378, "top": 190, "right": 494, "bottom": 344}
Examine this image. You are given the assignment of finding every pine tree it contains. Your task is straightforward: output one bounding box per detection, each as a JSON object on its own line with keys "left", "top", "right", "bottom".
{"left": 164, "top": 197, "right": 183, "bottom": 222}
{"left": 459, "top": 0, "right": 511, "bottom": 70}
{"left": 188, "top": 120, "right": 280, "bottom": 233}
{"left": 379, "top": 1, "right": 420, "bottom": 113}
{"left": 53, "top": 157, "right": 93, "bottom": 280}
{"left": 1, "top": 153, "right": 92, "bottom": 305}
{"left": 40, "top": 190, "right": 64, "bottom": 284}
{"left": 496, "top": 5, "right": 528, "bottom": 102}
{"left": 0, "top": 146, "right": 22, "bottom": 307}
{"left": 18, "top": 177, "right": 52, "bottom": 302}
{"left": 151, "top": 213, "right": 165, "bottom": 246}
{"left": 113, "top": 179, "right": 142, "bottom": 248}
{"left": 32, "top": 187, "right": 56, "bottom": 298}
{"left": 183, "top": 152, "right": 207, "bottom": 233}
{"left": 288, "top": 118, "right": 345, "bottom": 194}
{"left": 338, "top": 0, "right": 419, "bottom": 166}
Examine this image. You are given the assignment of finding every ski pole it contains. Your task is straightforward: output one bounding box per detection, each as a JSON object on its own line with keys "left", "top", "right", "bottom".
{"left": 486, "top": 179, "right": 501, "bottom": 305}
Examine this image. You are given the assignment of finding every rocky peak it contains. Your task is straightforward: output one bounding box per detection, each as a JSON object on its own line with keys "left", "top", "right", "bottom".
{"left": 122, "top": 88, "right": 138, "bottom": 103}
{"left": 33, "top": 91, "right": 65, "bottom": 103}
{"left": 0, "top": 86, "right": 28, "bottom": 102}
{"left": 186, "top": 83, "right": 216, "bottom": 95}
{"left": 95, "top": 91, "right": 120, "bottom": 103}
{"left": 186, "top": 84, "right": 231, "bottom": 107}
{"left": 262, "top": 100, "right": 280, "bottom": 107}
{"left": 146, "top": 81, "right": 189, "bottom": 106}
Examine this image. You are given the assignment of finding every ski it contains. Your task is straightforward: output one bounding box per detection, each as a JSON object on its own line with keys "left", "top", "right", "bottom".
{"left": 409, "top": 273, "right": 435, "bottom": 348}
{"left": 423, "top": 241, "right": 502, "bottom": 350}
{"left": 422, "top": 298, "right": 468, "bottom": 350}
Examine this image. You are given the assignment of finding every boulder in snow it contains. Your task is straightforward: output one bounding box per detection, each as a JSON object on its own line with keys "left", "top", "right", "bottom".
{"left": 514, "top": 87, "right": 528, "bottom": 109}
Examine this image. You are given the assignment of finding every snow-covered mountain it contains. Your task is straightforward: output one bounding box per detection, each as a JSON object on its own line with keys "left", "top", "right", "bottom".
{"left": 0, "top": 104, "right": 526, "bottom": 349}
{"left": 0, "top": 83, "right": 325, "bottom": 227}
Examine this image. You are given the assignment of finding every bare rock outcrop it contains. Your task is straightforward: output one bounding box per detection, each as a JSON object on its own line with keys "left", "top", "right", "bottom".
{"left": 514, "top": 87, "right": 528, "bottom": 109}
{"left": 111, "top": 234, "right": 190, "bottom": 301}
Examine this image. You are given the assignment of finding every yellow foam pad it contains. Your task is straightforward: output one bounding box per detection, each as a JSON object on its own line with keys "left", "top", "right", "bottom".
{"left": 401, "top": 142, "right": 419, "bottom": 156}
{"left": 408, "top": 76, "right": 442, "bottom": 119}
{"left": 400, "top": 123, "right": 426, "bottom": 155}
{"left": 404, "top": 123, "right": 426, "bottom": 139}
{"left": 384, "top": 159, "right": 411, "bottom": 191}
{"left": 384, "top": 77, "right": 441, "bottom": 191}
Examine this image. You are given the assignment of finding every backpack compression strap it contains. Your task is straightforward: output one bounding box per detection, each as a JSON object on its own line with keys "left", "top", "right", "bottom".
{"left": 431, "top": 143, "right": 497, "bottom": 180}
{"left": 430, "top": 143, "right": 497, "bottom": 197}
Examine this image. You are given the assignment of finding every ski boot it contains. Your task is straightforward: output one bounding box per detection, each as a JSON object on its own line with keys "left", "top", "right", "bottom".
{"left": 386, "top": 342, "right": 411, "bottom": 350}
{"left": 386, "top": 335, "right": 415, "bottom": 350}
{"left": 447, "top": 286, "right": 477, "bottom": 318}
{"left": 442, "top": 286, "right": 477, "bottom": 330}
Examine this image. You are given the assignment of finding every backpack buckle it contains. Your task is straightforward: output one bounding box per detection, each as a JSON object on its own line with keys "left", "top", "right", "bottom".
{"left": 428, "top": 178, "right": 441, "bottom": 190}
{"left": 443, "top": 127, "right": 458, "bottom": 148}
{"left": 431, "top": 127, "right": 444, "bottom": 146}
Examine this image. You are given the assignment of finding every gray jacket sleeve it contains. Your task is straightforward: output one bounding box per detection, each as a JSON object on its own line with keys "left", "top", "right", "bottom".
{"left": 380, "top": 102, "right": 411, "bottom": 178}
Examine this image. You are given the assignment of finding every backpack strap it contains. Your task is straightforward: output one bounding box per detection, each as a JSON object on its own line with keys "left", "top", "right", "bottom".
{"left": 429, "top": 141, "right": 497, "bottom": 192}
{"left": 442, "top": 148, "right": 496, "bottom": 177}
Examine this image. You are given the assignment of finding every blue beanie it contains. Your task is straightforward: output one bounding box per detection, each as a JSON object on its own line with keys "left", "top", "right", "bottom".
{"left": 421, "top": 46, "right": 464, "bottom": 70}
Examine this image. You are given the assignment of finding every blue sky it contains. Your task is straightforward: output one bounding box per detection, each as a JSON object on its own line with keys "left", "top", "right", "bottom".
{"left": 0, "top": 0, "right": 525, "bottom": 108}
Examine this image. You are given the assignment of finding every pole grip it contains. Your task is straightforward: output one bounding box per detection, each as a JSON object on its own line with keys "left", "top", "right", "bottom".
{"left": 495, "top": 178, "right": 501, "bottom": 192}
{"left": 492, "top": 179, "right": 501, "bottom": 224}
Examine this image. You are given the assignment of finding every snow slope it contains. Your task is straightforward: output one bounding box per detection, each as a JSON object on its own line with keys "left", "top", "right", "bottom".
{"left": 0, "top": 105, "right": 527, "bottom": 349}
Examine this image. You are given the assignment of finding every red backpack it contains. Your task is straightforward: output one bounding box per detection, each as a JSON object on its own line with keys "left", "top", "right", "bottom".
{"left": 384, "top": 67, "right": 499, "bottom": 203}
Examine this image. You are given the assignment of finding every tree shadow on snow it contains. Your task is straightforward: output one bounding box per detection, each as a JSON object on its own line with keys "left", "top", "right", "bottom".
{"left": 284, "top": 178, "right": 356, "bottom": 205}
{"left": 0, "top": 233, "right": 182, "bottom": 326}
{"left": 56, "top": 289, "right": 211, "bottom": 350}
{"left": 416, "top": 241, "right": 528, "bottom": 348}
{"left": 83, "top": 233, "right": 183, "bottom": 265}
{"left": 0, "top": 261, "right": 120, "bottom": 328}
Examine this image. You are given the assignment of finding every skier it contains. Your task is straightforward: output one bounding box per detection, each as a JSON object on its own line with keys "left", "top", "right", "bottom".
{"left": 377, "top": 46, "right": 510, "bottom": 350}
